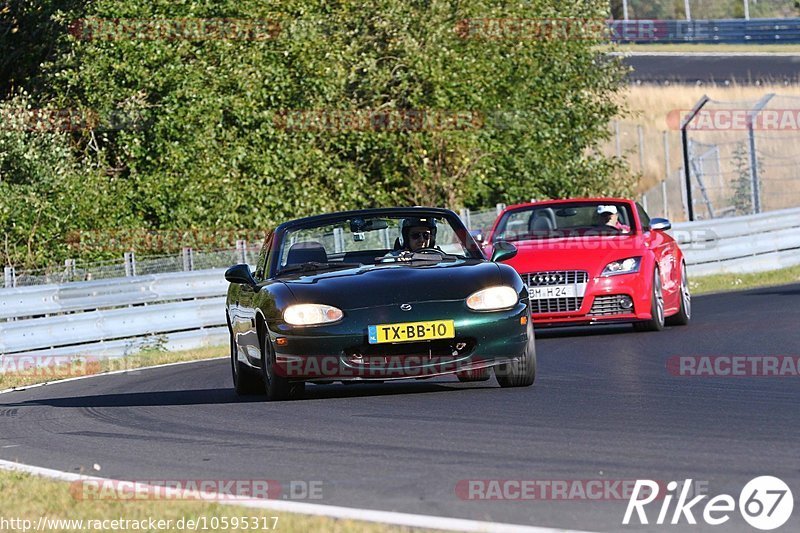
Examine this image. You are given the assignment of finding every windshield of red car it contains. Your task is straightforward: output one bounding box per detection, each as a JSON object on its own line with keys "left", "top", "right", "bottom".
{"left": 492, "top": 204, "right": 634, "bottom": 242}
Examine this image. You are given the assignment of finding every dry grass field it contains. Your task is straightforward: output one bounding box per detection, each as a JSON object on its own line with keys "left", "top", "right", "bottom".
{"left": 606, "top": 83, "right": 800, "bottom": 220}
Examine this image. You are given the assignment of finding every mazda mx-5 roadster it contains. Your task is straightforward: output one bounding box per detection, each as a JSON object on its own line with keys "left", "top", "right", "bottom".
{"left": 224, "top": 207, "right": 535, "bottom": 400}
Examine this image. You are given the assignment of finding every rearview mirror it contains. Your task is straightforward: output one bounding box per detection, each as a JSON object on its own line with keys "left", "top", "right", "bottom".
{"left": 225, "top": 264, "right": 257, "bottom": 287}
{"left": 491, "top": 240, "right": 517, "bottom": 262}
{"left": 469, "top": 229, "right": 484, "bottom": 244}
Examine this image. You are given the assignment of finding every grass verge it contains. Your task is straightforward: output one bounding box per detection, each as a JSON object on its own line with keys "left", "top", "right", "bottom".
{"left": 0, "top": 469, "right": 425, "bottom": 533}
{"left": 0, "top": 346, "right": 226, "bottom": 391}
{"left": 689, "top": 264, "right": 800, "bottom": 294}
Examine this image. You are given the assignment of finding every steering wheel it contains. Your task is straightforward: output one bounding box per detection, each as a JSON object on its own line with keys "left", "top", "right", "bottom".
{"left": 413, "top": 247, "right": 444, "bottom": 255}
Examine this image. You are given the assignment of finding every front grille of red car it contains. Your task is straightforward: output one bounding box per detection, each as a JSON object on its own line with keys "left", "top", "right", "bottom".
{"left": 588, "top": 295, "right": 628, "bottom": 316}
{"left": 526, "top": 270, "right": 588, "bottom": 314}
{"left": 526, "top": 270, "right": 588, "bottom": 286}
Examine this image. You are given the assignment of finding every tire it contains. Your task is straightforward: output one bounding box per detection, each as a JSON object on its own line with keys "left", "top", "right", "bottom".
{"left": 495, "top": 322, "right": 536, "bottom": 388}
{"left": 634, "top": 268, "right": 665, "bottom": 332}
{"left": 260, "top": 331, "right": 304, "bottom": 401}
{"left": 666, "top": 262, "right": 691, "bottom": 326}
{"left": 229, "top": 328, "right": 264, "bottom": 395}
{"left": 456, "top": 367, "right": 491, "bottom": 382}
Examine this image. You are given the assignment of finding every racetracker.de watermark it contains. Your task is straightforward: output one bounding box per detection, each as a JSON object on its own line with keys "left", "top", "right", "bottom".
{"left": 66, "top": 228, "right": 268, "bottom": 253}
{"left": 69, "top": 18, "right": 281, "bottom": 41}
{"left": 0, "top": 355, "right": 138, "bottom": 379}
{"left": 667, "top": 109, "right": 800, "bottom": 131}
{"left": 667, "top": 356, "right": 800, "bottom": 377}
{"left": 273, "top": 354, "right": 496, "bottom": 379}
{"left": 273, "top": 109, "right": 484, "bottom": 132}
{"left": 455, "top": 479, "right": 673, "bottom": 501}
{"left": 0, "top": 108, "right": 148, "bottom": 132}
{"left": 70, "top": 479, "right": 323, "bottom": 501}
{"left": 455, "top": 18, "right": 610, "bottom": 41}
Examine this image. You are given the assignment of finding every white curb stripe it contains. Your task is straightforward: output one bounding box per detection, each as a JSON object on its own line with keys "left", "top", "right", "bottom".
{"left": 0, "top": 358, "right": 594, "bottom": 532}
{"left": 0, "top": 460, "right": 591, "bottom": 533}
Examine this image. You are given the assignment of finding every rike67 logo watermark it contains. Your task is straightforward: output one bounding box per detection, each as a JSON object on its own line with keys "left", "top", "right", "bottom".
{"left": 623, "top": 477, "right": 793, "bottom": 530}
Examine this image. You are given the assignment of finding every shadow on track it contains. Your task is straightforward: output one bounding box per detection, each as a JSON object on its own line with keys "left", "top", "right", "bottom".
{"left": 301, "top": 380, "right": 495, "bottom": 401}
{"left": 535, "top": 324, "right": 634, "bottom": 339}
{"left": 3, "top": 388, "right": 246, "bottom": 408}
{"left": 4, "top": 381, "right": 497, "bottom": 407}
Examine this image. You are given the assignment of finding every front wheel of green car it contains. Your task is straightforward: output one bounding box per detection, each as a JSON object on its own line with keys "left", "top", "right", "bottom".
{"left": 495, "top": 323, "right": 536, "bottom": 388}
{"left": 261, "top": 333, "right": 304, "bottom": 401}
{"left": 456, "top": 367, "right": 491, "bottom": 382}
{"left": 229, "top": 327, "right": 264, "bottom": 396}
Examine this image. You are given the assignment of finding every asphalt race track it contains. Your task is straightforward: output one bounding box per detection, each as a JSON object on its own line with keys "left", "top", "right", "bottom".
{"left": 622, "top": 53, "right": 800, "bottom": 84}
{"left": 2, "top": 283, "right": 799, "bottom": 532}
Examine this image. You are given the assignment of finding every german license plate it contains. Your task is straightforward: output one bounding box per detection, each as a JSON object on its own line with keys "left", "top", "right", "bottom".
{"left": 529, "top": 285, "right": 579, "bottom": 299}
{"left": 368, "top": 320, "right": 455, "bottom": 344}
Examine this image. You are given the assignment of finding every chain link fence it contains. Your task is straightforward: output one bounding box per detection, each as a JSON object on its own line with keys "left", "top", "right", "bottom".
{"left": 4, "top": 210, "right": 507, "bottom": 288}
{"left": 611, "top": 0, "right": 799, "bottom": 20}
{"left": 612, "top": 92, "right": 800, "bottom": 222}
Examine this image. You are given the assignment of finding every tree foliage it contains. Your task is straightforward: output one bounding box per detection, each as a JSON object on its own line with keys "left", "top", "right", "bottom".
{"left": 1, "top": 0, "right": 631, "bottom": 268}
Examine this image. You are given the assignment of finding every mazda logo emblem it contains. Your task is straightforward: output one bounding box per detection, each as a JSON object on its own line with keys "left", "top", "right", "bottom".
{"left": 400, "top": 304, "right": 412, "bottom": 311}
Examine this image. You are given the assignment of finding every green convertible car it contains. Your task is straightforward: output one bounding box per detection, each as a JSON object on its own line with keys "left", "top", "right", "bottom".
{"left": 224, "top": 207, "right": 535, "bottom": 400}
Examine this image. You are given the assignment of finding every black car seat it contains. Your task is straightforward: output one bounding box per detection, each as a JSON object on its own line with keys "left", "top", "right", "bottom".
{"left": 529, "top": 209, "right": 556, "bottom": 232}
{"left": 285, "top": 241, "right": 328, "bottom": 265}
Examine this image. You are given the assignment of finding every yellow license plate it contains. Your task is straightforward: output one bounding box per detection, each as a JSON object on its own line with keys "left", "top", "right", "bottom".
{"left": 368, "top": 320, "right": 455, "bottom": 344}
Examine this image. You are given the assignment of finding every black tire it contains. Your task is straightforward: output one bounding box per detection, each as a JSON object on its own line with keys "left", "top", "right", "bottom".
{"left": 456, "top": 368, "right": 491, "bottom": 382}
{"left": 666, "top": 262, "right": 691, "bottom": 326}
{"left": 260, "top": 331, "right": 304, "bottom": 401}
{"left": 495, "top": 322, "right": 536, "bottom": 388}
{"left": 229, "top": 327, "right": 264, "bottom": 395}
{"left": 634, "top": 268, "right": 665, "bottom": 332}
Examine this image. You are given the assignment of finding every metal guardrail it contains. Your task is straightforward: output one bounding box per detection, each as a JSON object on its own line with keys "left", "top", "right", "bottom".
{"left": 1, "top": 207, "right": 798, "bottom": 357}
{"left": 673, "top": 206, "right": 800, "bottom": 276}
{"left": 610, "top": 18, "right": 800, "bottom": 44}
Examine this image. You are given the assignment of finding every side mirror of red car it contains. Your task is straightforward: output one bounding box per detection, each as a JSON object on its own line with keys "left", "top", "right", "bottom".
{"left": 650, "top": 218, "right": 672, "bottom": 231}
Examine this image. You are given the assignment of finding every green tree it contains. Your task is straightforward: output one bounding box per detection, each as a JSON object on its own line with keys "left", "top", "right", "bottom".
{"left": 3, "top": 0, "right": 632, "bottom": 268}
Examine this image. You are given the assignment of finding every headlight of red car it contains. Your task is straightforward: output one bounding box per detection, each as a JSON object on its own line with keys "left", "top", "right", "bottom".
{"left": 601, "top": 257, "right": 642, "bottom": 277}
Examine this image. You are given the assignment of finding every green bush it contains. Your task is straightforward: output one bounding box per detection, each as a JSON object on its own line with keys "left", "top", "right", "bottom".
{"left": 2, "top": 0, "right": 631, "bottom": 269}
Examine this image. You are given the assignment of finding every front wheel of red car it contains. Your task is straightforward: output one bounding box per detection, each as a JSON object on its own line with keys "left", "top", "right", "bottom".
{"left": 634, "top": 268, "right": 665, "bottom": 332}
{"left": 666, "top": 262, "right": 691, "bottom": 326}
{"left": 495, "top": 323, "right": 536, "bottom": 388}
{"left": 261, "top": 334, "right": 304, "bottom": 401}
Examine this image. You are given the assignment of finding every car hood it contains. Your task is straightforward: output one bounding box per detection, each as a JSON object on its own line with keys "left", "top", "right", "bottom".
{"left": 496, "top": 235, "right": 647, "bottom": 275}
{"left": 278, "top": 260, "right": 502, "bottom": 309}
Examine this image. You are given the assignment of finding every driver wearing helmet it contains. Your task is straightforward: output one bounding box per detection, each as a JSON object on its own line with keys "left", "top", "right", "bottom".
{"left": 384, "top": 216, "right": 438, "bottom": 258}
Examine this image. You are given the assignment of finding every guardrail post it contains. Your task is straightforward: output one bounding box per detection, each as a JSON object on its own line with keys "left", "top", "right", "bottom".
{"left": 124, "top": 251, "right": 136, "bottom": 277}
{"left": 637, "top": 125, "right": 645, "bottom": 173}
{"left": 182, "top": 247, "right": 194, "bottom": 271}
{"left": 64, "top": 259, "right": 76, "bottom": 281}
{"left": 236, "top": 240, "right": 247, "bottom": 265}
{"left": 459, "top": 208, "right": 471, "bottom": 230}
{"left": 681, "top": 95, "right": 710, "bottom": 221}
{"left": 747, "top": 94, "right": 774, "bottom": 215}
{"left": 495, "top": 203, "right": 506, "bottom": 216}
{"left": 4, "top": 266, "right": 15, "bottom": 288}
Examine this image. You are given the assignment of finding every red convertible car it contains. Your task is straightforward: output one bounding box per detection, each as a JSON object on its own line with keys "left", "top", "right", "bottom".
{"left": 480, "top": 198, "right": 691, "bottom": 331}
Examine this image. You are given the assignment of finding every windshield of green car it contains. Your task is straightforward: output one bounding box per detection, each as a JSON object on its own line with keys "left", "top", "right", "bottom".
{"left": 277, "top": 214, "right": 479, "bottom": 272}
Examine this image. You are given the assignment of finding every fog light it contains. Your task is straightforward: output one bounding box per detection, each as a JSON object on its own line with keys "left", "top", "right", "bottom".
{"left": 619, "top": 296, "right": 634, "bottom": 310}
